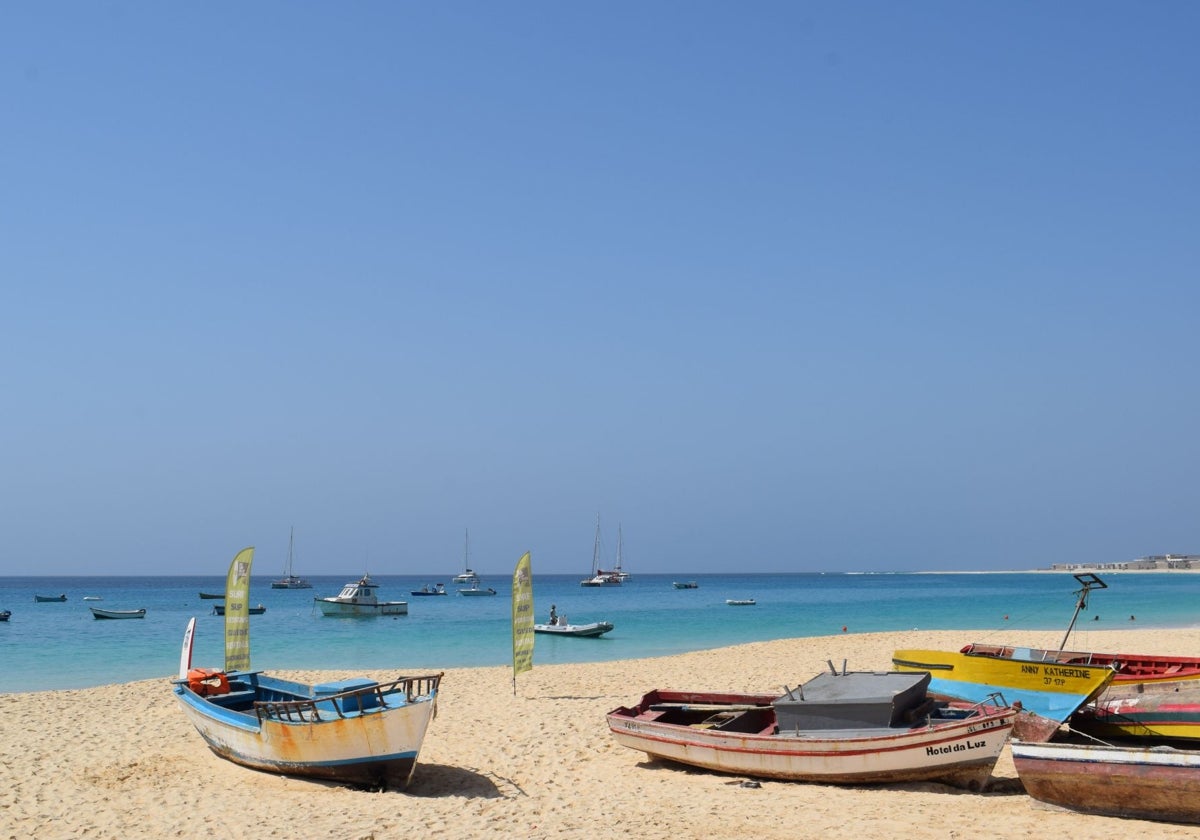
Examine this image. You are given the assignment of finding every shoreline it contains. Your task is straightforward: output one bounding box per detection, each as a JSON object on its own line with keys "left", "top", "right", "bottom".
{"left": 5, "top": 628, "right": 1200, "bottom": 838}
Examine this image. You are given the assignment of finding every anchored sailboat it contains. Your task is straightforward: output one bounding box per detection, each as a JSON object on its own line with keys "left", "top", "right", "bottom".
{"left": 580, "top": 516, "right": 622, "bottom": 587}
{"left": 271, "top": 527, "right": 312, "bottom": 589}
{"left": 451, "top": 529, "right": 480, "bottom": 585}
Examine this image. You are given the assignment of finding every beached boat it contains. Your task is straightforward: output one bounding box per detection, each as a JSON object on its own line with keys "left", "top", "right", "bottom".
{"left": 673, "top": 581, "right": 698, "bottom": 589}
{"left": 271, "top": 527, "right": 312, "bottom": 589}
{"left": 176, "top": 665, "right": 443, "bottom": 790}
{"left": 175, "top": 547, "right": 441, "bottom": 790}
{"left": 892, "top": 573, "right": 1118, "bottom": 740}
{"left": 0, "top": 610, "right": 10, "bottom": 622}
{"left": 726, "top": 598, "right": 756, "bottom": 606}
{"left": 457, "top": 584, "right": 497, "bottom": 596}
{"left": 891, "top": 647, "right": 1114, "bottom": 741}
{"left": 198, "top": 592, "right": 224, "bottom": 600}
{"left": 315, "top": 575, "right": 407, "bottom": 616}
{"left": 411, "top": 583, "right": 447, "bottom": 596}
{"left": 213, "top": 603, "right": 266, "bottom": 616}
{"left": 534, "top": 620, "right": 614, "bottom": 638}
{"left": 90, "top": 607, "right": 146, "bottom": 620}
{"left": 580, "top": 516, "right": 622, "bottom": 587}
{"left": 34, "top": 594, "right": 66, "bottom": 602}
{"left": 451, "top": 528, "right": 480, "bottom": 585}
{"left": 1070, "top": 681, "right": 1200, "bottom": 742}
{"left": 607, "top": 669, "right": 1016, "bottom": 790}
{"left": 956, "top": 643, "right": 1200, "bottom": 688}
{"left": 1011, "top": 739, "right": 1200, "bottom": 824}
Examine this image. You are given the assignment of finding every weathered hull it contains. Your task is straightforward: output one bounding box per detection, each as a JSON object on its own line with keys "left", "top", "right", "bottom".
{"left": 607, "top": 690, "right": 1015, "bottom": 790}
{"left": 1011, "top": 740, "right": 1200, "bottom": 823}
{"left": 1072, "top": 682, "right": 1200, "bottom": 742}
{"left": 174, "top": 673, "right": 439, "bottom": 789}
{"left": 892, "top": 648, "right": 1114, "bottom": 735}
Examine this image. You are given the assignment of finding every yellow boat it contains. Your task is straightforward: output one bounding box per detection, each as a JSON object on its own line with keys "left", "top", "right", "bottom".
{"left": 892, "top": 573, "right": 1117, "bottom": 740}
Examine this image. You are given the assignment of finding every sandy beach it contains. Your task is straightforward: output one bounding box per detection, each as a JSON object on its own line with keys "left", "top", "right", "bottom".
{"left": 4, "top": 627, "right": 1200, "bottom": 839}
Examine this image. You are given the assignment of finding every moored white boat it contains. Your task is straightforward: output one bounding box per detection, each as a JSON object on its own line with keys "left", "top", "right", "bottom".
{"left": 315, "top": 575, "right": 408, "bottom": 616}
{"left": 607, "top": 670, "right": 1016, "bottom": 789}
{"left": 271, "top": 527, "right": 312, "bottom": 589}
{"left": 451, "top": 528, "right": 480, "bottom": 585}
{"left": 726, "top": 598, "right": 755, "bottom": 606}
{"left": 411, "top": 583, "right": 447, "bottom": 596}
{"left": 457, "top": 584, "right": 497, "bottom": 596}
{"left": 580, "top": 516, "right": 622, "bottom": 587}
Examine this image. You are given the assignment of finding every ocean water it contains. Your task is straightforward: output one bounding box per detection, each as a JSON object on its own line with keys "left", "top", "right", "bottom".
{"left": 1, "top": 571, "right": 1196, "bottom": 693}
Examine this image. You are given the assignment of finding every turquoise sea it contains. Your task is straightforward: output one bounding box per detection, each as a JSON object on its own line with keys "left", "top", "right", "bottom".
{"left": 2, "top": 571, "right": 1197, "bottom": 694}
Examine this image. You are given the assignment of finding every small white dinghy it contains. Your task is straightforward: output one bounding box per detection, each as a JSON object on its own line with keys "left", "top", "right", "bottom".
{"left": 533, "top": 620, "right": 614, "bottom": 638}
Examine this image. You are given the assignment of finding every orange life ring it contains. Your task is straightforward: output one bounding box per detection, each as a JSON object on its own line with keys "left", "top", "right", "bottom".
{"left": 187, "top": 668, "right": 231, "bottom": 696}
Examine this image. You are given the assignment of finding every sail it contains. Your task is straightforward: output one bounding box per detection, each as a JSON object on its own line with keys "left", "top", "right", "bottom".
{"left": 224, "top": 546, "right": 254, "bottom": 672}
{"left": 511, "top": 551, "right": 534, "bottom": 682}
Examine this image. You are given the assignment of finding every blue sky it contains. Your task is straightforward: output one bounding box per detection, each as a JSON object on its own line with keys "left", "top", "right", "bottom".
{"left": 3, "top": 3, "right": 1198, "bottom": 576}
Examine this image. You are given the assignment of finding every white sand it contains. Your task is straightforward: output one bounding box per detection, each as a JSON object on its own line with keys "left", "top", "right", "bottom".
{"left": 4, "top": 627, "right": 1200, "bottom": 839}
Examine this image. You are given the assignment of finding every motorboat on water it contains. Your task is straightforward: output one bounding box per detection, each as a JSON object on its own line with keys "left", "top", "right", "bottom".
{"left": 315, "top": 575, "right": 408, "bottom": 616}
{"left": 458, "top": 584, "right": 497, "bottom": 596}
{"left": 534, "top": 620, "right": 614, "bottom": 638}
{"left": 411, "top": 583, "right": 448, "bottom": 596}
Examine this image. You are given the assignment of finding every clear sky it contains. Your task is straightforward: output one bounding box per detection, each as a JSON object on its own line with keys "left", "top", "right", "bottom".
{"left": 3, "top": 3, "right": 1198, "bottom": 577}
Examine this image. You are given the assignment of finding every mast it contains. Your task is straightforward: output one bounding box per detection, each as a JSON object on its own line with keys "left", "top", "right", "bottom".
{"left": 592, "top": 515, "right": 601, "bottom": 575}
{"left": 285, "top": 526, "right": 295, "bottom": 576}
{"left": 616, "top": 524, "right": 623, "bottom": 573}
{"left": 1058, "top": 573, "right": 1107, "bottom": 652}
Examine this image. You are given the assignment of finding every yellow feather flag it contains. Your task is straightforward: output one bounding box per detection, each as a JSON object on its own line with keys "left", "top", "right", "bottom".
{"left": 511, "top": 551, "right": 534, "bottom": 686}
{"left": 224, "top": 547, "right": 254, "bottom": 672}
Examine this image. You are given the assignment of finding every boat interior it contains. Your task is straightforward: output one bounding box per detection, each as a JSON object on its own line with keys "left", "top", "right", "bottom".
{"left": 182, "top": 672, "right": 442, "bottom": 721}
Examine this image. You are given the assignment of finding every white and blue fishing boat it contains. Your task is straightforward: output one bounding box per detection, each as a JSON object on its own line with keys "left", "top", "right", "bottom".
{"left": 315, "top": 574, "right": 408, "bottom": 616}
{"left": 174, "top": 548, "right": 442, "bottom": 789}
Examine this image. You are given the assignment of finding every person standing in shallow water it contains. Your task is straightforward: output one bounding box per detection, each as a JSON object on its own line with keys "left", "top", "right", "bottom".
{"left": 549, "top": 605, "right": 558, "bottom": 626}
